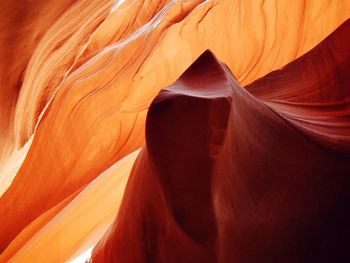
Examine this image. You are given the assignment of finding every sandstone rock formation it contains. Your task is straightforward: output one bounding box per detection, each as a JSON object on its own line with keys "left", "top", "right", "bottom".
{"left": 91, "top": 21, "right": 350, "bottom": 260}
{"left": 0, "top": 0, "right": 349, "bottom": 262}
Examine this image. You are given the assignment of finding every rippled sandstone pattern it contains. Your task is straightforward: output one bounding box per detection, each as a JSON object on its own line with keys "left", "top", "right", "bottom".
{"left": 0, "top": 0, "right": 349, "bottom": 262}
{"left": 92, "top": 21, "right": 350, "bottom": 262}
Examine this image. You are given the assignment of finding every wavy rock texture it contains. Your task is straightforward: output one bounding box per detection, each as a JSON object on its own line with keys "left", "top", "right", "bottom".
{"left": 0, "top": 150, "right": 138, "bottom": 262}
{"left": 91, "top": 21, "right": 350, "bottom": 262}
{"left": 0, "top": 0, "right": 349, "bottom": 262}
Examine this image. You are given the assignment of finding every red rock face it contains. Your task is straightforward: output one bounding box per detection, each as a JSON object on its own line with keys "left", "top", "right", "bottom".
{"left": 91, "top": 20, "right": 350, "bottom": 262}
{"left": 0, "top": 1, "right": 349, "bottom": 261}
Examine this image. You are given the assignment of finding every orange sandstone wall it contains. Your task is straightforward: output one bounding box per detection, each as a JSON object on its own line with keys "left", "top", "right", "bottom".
{"left": 0, "top": 0, "right": 349, "bottom": 262}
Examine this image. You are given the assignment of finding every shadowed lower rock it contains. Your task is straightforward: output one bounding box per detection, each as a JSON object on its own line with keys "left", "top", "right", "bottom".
{"left": 91, "top": 21, "right": 350, "bottom": 263}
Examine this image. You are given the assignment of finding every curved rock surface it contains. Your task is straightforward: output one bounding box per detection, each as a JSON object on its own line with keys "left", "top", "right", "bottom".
{"left": 0, "top": 0, "right": 349, "bottom": 261}
{"left": 91, "top": 20, "right": 350, "bottom": 262}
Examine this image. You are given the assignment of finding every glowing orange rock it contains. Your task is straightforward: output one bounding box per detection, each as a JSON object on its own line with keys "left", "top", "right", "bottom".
{"left": 0, "top": 150, "right": 138, "bottom": 263}
{"left": 92, "top": 20, "right": 350, "bottom": 261}
{"left": 0, "top": 0, "right": 349, "bottom": 261}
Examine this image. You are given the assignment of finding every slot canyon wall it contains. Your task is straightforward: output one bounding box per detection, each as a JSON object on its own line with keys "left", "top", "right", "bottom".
{"left": 0, "top": 0, "right": 349, "bottom": 262}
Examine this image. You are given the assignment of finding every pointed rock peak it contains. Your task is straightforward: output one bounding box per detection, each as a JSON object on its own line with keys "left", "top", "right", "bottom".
{"left": 164, "top": 50, "right": 237, "bottom": 99}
